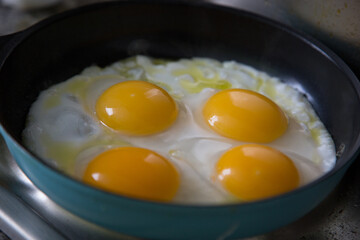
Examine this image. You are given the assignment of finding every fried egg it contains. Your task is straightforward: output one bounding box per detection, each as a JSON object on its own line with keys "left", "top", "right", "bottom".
{"left": 22, "top": 55, "right": 336, "bottom": 204}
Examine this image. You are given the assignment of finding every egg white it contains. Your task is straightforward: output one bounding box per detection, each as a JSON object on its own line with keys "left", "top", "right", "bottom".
{"left": 22, "top": 55, "right": 336, "bottom": 204}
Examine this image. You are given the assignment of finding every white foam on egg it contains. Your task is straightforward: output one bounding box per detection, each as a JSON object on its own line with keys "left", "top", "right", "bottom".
{"left": 23, "top": 91, "right": 100, "bottom": 163}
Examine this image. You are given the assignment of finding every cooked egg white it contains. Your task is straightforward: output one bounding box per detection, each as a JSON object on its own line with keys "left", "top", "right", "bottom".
{"left": 22, "top": 55, "right": 336, "bottom": 204}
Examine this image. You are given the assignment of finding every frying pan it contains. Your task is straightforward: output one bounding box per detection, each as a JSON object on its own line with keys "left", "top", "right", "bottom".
{"left": 0, "top": 1, "right": 360, "bottom": 239}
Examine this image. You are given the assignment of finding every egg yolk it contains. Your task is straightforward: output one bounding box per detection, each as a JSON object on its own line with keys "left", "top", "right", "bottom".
{"left": 216, "top": 144, "right": 299, "bottom": 201}
{"left": 82, "top": 147, "right": 180, "bottom": 202}
{"left": 96, "top": 81, "right": 178, "bottom": 135}
{"left": 202, "top": 89, "right": 288, "bottom": 143}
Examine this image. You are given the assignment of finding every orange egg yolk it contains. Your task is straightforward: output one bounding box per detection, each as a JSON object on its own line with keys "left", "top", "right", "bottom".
{"left": 216, "top": 144, "right": 299, "bottom": 201}
{"left": 202, "top": 89, "right": 288, "bottom": 143}
{"left": 96, "top": 80, "right": 178, "bottom": 135}
{"left": 82, "top": 147, "right": 180, "bottom": 202}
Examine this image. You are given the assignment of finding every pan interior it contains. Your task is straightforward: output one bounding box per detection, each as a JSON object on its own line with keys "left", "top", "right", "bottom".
{"left": 0, "top": 1, "right": 359, "bottom": 171}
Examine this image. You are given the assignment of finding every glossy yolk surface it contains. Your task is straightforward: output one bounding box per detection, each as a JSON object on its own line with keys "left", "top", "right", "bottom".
{"left": 216, "top": 144, "right": 299, "bottom": 201}
{"left": 82, "top": 147, "right": 180, "bottom": 202}
{"left": 96, "top": 81, "right": 178, "bottom": 135}
{"left": 202, "top": 89, "right": 288, "bottom": 143}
